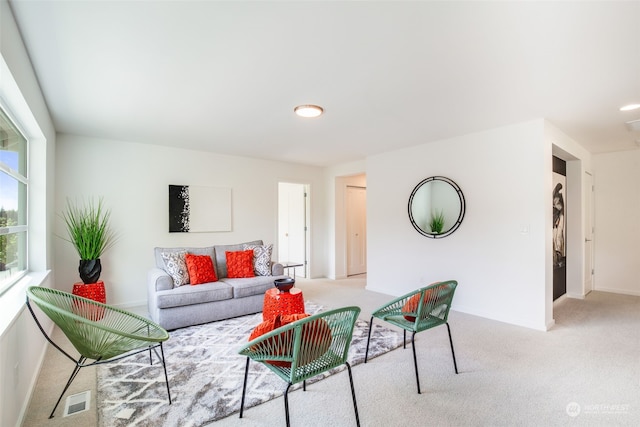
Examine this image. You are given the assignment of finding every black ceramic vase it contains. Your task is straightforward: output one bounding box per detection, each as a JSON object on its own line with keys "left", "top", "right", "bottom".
{"left": 274, "top": 277, "right": 295, "bottom": 293}
{"left": 79, "top": 258, "right": 102, "bottom": 284}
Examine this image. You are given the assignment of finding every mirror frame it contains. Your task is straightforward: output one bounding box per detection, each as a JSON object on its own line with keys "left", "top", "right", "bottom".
{"left": 408, "top": 176, "right": 466, "bottom": 239}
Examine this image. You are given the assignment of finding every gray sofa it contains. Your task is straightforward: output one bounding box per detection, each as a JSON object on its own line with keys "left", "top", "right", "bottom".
{"left": 147, "top": 240, "right": 287, "bottom": 330}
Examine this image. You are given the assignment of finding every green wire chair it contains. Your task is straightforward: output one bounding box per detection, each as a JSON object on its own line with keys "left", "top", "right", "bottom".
{"left": 238, "top": 306, "right": 361, "bottom": 427}
{"left": 364, "top": 280, "right": 458, "bottom": 394}
{"left": 25, "top": 286, "right": 172, "bottom": 418}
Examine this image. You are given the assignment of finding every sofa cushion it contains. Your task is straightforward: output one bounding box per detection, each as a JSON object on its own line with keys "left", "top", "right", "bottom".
{"left": 161, "top": 251, "right": 190, "bottom": 287}
{"left": 185, "top": 253, "right": 218, "bottom": 285}
{"left": 155, "top": 281, "right": 233, "bottom": 309}
{"left": 214, "top": 240, "right": 263, "bottom": 279}
{"left": 221, "top": 275, "right": 282, "bottom": 298}
{"left": 244, "top": 243, "right": 273, "bottom": 276}
{"left": 226, "top": 250, "right": 256, "bottom": 278}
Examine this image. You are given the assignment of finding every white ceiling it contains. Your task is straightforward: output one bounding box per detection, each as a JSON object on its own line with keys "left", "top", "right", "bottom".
{"left": 8, "top": 0, "right": 640, "bottom": 167}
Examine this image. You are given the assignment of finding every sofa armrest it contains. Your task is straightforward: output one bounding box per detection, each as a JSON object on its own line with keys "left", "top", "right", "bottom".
{"left": 148, "top": 267, "right": 174, "bottom": 292}
{"left": 271, "top": 262, "right": 284, "bottom": 276}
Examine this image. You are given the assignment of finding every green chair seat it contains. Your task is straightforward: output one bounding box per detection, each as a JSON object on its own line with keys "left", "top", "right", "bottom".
{"left": 26, "top": 286, "right": 172, "bottom": 418}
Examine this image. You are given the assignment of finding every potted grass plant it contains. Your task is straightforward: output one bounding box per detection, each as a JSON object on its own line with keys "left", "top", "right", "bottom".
{"left": 429, "top": 210, "right": 446, "bottom": 234}
{"left": 61, "top": 197, "right": 117, "bottom": 303}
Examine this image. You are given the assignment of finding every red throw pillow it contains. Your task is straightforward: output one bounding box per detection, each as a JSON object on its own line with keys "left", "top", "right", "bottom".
{"left": 248, "top": 314, "right": 302, "bottom": 366}
{"left": 249, "top": 313, "right": 310, "bottom": 341}
{"left": 184, "top": 253, "right": 218, "bottom": 285}
{"left": 279, "top": 313, "right": 310, "bottom": 325}
{"left": 226, "top": 250, "right": 255, "bottom": 278}
{"left": 248, "top": 313, "right": 331, "bottom": 367}
{"left": 401, "top": 286, "right": 440, "bottom": 321}
{"left": 249, "top": 316, "right": 281, "bottom": 341}
{"left": 297, "top": 317, "right": 332, "bottom": 366}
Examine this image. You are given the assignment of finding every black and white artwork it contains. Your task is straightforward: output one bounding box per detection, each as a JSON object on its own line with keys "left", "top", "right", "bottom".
{"left": 552, "top": 173, "right": 566, "bottom": 268}
{"left": 169, "top": 185, "right": 232, "bottom": 233}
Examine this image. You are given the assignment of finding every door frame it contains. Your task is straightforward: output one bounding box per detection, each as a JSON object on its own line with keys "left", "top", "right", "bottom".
{"left": 557, "top": 156, "right": 589, "bottom": 300}
{"left": 346, "top": 185, "right": 367, "bottom": 276}
{"left": 277, "top": 181, "right": 310, "bottom": 278}
{"left": 584, "top": 171, "right": 594, "bottom": 294}
{"left": 334, "top": 173, "right": 367, "bottom": 279}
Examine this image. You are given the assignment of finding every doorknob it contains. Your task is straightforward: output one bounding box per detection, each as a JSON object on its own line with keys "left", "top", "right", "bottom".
{"left": 585, "top": 238, "right": 592, "bottom": 242}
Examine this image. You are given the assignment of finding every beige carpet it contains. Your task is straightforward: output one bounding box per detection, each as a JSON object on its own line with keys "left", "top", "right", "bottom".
{"left": 95, "top": 300, "right": 403, "bottom": 426}
{"left": 22, "top": 276, "right": 640, "bottom": 426}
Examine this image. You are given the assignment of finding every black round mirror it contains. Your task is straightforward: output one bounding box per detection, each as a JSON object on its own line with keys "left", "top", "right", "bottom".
{"left": 408, "top": 176, "right": 465, "bottom": 238}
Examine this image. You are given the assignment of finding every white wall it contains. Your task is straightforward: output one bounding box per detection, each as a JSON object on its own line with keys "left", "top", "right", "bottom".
{"left": 54, "top": 135, "right": 327, "bottom": 307}
{"left": 593, "top": 150, "right": 640, "bottom": 296}
{"left": 367, "top": 120, "right": 550, "bottom": 330}
{"left": 0, "top": 1, "right": 57, "bottom": 426}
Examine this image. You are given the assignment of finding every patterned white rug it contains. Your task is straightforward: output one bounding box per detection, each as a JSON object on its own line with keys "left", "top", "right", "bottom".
{"left": 96, "top": 302, "right": 403, "bottom": 427}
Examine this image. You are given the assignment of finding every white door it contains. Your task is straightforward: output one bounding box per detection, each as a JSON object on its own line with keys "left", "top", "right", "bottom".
{"left": 278, "top": 183, "right": 307, "bottom": 278}
{"left": 584, "top": 172, "right": 594, "bottom": 294}
{"left": 347, "top": 186, "right": 367, "bottom": 276}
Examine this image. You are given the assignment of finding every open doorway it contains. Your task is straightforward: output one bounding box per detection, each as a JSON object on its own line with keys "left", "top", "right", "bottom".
{"left": 334, "top": 173, "right": 367, "bottom": 279}
{"left": 550, "top": 146, "right": 593, "bottom": 328}
{"left": 278, "top": 182, "right": 309, "bottom": 278}
{"left": 347, "top": 185, "right": 367, "bottom": 276}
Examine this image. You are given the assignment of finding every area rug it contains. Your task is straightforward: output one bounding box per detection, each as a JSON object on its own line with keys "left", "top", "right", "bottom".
{"left": 96, "top": 301, "right": 403, "bottom": 427}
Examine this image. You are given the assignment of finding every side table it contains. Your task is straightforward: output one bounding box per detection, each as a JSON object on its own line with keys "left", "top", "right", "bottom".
{"left": 280, "top": 261, "right": 304, "bottom": 279}
{"left": 263, "top": 287, "right": 305, "bottom": 320}
{"left": 72, "top": 280, "right": 106, "bottom": 304}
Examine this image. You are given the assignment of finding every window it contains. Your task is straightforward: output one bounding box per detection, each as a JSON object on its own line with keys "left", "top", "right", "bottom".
{"left": 0, "top": 107, "right": 28, "bottom": 294}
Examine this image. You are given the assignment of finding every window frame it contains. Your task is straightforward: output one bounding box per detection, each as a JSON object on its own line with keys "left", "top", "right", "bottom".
{"left": 0, "top": 105, "right": 29, "bottom": 295}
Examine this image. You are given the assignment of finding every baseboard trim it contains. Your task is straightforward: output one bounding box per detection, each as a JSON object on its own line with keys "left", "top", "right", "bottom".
{"left": 112, "top": 299, "right": 147, "bottom": 310}
{"left": 553, "top": 294, "right": 568, "bottom": 305}
{"left": 593, "top": 287, "right": 640, "bottom": 297}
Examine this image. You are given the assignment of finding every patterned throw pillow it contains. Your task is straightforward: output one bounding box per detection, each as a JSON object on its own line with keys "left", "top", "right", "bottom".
{"left": 226, "top": 250, "right": 255, "bottom": 278}
{"left": 243, "top": 243, "right": 273, "bottom": 276}
{"left": 161, "top": 251, "right": 190, "bottom": 287}
{"left": 184, "top": 253, "right": 218, "bottom": 285}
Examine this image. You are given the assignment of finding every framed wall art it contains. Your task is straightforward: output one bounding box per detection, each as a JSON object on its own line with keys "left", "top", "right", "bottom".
{"left": 168, "top": 185, "right": 232, "bottom": 232}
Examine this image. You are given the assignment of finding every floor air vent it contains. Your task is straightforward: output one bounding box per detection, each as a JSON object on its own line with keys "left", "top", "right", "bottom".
{"left": 63, "top": 390, "right": 91, "bottom": 417}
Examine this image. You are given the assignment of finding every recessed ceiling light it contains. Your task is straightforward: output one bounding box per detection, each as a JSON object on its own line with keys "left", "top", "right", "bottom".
{"left": 294, "top": 105, "right": 324, "bottom": 118}
{"left": 620, "top": 104, "right": 640, "bottom": 111}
